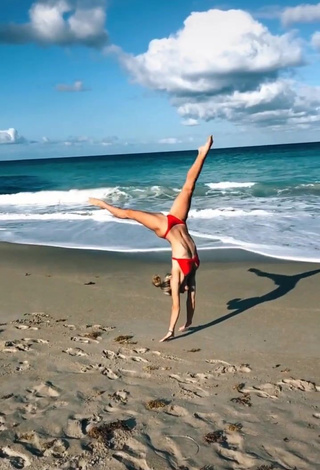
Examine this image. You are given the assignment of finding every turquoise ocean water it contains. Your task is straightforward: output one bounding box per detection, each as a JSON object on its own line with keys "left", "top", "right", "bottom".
{"left": 0, "top": 142, "right": 319, "bottom": 261}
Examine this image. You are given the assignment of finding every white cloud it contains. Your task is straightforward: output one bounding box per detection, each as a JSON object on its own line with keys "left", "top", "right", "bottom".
{"left": 177, "top": 80, "right": 320, "bottom": 128}
{"left": 55, "top": 80, "right": 88, "bottom": 92}
{"left": 0, "top": 0, "right": 108, "bottom": 48}
{"left": 181, "top": 118, "right": 198, "bottom": 126}
{"left": 119, "top": 9, "right": 303, "bottom": 96}
{"left": 41, "top": 134, "right": 120, "bottom": 146}
{"left": 115, "top": 8, "right": 320, "bottom": 130}
{"left": 311, "top": 31, "right": 320, "bottom": 51}
{"left": 281, "top": 3, "right": 320, "bottom": 26}
{"left": 0, "top": 128, "right": 26, "bottom": 144}
{"left": 63, "top": 135, "right": 90, "bottom": 145}
{"left": 158, "top": 137, "right": 182, "bottom": 145}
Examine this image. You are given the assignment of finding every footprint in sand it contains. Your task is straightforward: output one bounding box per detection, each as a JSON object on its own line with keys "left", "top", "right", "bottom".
{"left": 206, "top": 359, "right": 252, "bottom": 374}
{"left": 0, "top": 415, "right": 6, "bottom": 432}
{"left": 216, "top": 445, "right": 257, "bottom": 468}
{"left": 0, "top": 446, "right": 31, "bottom": 468}
{"left": 113, "top": 441, "right": 149, "bottom": 469}
{"left": 80, "top": 364, "right": 120, "bottom": 379}
{"left": 16, "top": 312, "right": 52, "bottom": 327}
{"left": 28, "top": 381, "right": 60, "bottom": 398}
{"left": 240, "top": 383, "right": 282, "bottom": 399}
{"left": 15, "top": 325, "right": 39, "bottom": 330}
{"left": 64, "top": 418, "right": 85, "bottom": 439}
{"left": 16, "top": 432, "right": 69, "bottom": 459}
{"left": 169, "top": 374, "right": 198, "bottom": 384}
{"left": 133, "top": 347, "right": 149, "bottom": 354}
{"left": 111, "top": 390, "right": 130, "bottom": 404}
{"left": 71, "top": 335, "right": 100, "bottom": 344}
{"left": 22, "top": 338, "right": 49, "bottom": 344}
{"left": 63, "top": 347, "right": 88, "bottom": 357}
{"left": 130, "top": 355, "right": 149, "bottom": 363}
{"left": 63, "top": 324, "right": 76, "bottom": 330}
{"left": 0, "top": 340, "right": 31, "bottom": 353}
{"left": 201, "top": 421, "right": 257, "bottom": 468}
{"left": 86, "top": 324, "right": 115, "bottom": 332}
{"left": 278, "top": 378, "right": 320, "bottom": 392}
{"left": 180, "top": 384, "right": 209, "bottom": 399}
{"left": 165, "top": 404, "right": 189, "bottom": 417}
{"left": 103, "top": 349, "right": 118, "bottom": 360}
{"left": 102, "top": 350, "right": 148, "bottom": 363}
{"left": 118, "top": 368, "right": 150, "bottom": 379}
{"left": 101, "top": 368, "right": 120, "bottom": 380}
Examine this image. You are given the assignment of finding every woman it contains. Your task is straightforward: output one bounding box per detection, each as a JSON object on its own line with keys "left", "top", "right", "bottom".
{"left": 89, "top": 135, "right": 213, "bottom": 342}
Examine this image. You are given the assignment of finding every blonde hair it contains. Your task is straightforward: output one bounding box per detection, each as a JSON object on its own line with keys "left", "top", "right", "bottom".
{"left": 152, "top": 273, "right": 172, "bottom": 295}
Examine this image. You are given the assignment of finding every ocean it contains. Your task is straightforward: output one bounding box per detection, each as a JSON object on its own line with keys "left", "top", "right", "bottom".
{"left": 0, "top": 142, "right": 319, "bottom": 262}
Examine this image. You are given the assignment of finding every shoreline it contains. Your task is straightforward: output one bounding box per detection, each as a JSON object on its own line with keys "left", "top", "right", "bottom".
{"left": 0, "top": 240, "right": 319, "bottom": 469}
{"left": 2, "top": 240, "right": 320, "bottom": 265}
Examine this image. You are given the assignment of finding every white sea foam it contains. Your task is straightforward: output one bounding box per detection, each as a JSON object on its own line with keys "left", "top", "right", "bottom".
{"left": 0, "top": 187, "right": 128, "bottom": 206}
{"left": 205, "top": 181, "right": 256, "bottom": 190}
{"left": 0, "top": 212, "right": 138, "bottom": 224}
{"left": 0, "top": 207, "right": 273, "bottom": 221}
{"left": 188, "top": 208, "right": 272, "bottom": 218}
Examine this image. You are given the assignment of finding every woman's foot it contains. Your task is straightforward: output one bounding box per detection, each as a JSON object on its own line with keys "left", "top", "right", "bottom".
{"left": 198, "top": 135, "right": 213, "bottom": 157}
{"left": 159, "top": 330, "right": 174, "bottom": 342}
{"left": 178, "top": 323, "right": 192, "bottom": 332}
{"left": 89, "top": 197, "right": 105, "bottom": 208}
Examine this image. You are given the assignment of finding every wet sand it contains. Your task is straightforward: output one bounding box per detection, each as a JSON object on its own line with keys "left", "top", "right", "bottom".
{"left": 0, "top": 242, "right": 319, "bottom": 469}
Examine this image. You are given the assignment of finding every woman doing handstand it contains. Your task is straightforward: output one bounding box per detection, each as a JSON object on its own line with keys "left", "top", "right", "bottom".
{"left": 89, "top": 135, "right": 213, "bottom": 342}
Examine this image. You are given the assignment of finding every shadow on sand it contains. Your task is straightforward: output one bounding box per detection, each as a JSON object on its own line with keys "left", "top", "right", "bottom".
{"left": 177, "top": 267, "right": 320, "bottom": 340}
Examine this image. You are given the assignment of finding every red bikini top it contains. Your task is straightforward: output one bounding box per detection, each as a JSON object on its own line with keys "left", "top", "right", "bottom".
{"left": 162, "top": 214, "right": 185, "bottom": 239}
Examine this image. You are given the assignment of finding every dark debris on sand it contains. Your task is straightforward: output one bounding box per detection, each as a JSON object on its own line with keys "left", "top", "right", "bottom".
{"left": 145, "top": 399, "right": 170, "bottom": 410}
{"left": 204, "top": 430, "right": 228, "bottom": 445}
{"left": 114, "top": 335, "right": 137, "bottom": 345}
{"left": 87, "top": 419, "right": 134, "bottom": 449}
{"left": 231, "top": 394, "right": 252, "bottom": 407}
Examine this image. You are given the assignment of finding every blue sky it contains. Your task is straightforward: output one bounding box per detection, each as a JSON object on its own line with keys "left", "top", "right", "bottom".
{"left": 0, "top": 0, "right": 320, "bottom": 160}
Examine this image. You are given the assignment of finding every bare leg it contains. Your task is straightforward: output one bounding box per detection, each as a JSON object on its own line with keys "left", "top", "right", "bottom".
{"left": 169, "top": 135, "right": 213, "bottom": 221}
{"left": 89, "top": 198, "right": 166, "bottom": 236}
{"left": 179, "top": 289, "right": 196, "bottom": 332}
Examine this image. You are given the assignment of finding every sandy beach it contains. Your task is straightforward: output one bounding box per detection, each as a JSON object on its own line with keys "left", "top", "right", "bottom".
{"left": 0, "top": 241, "right": 319, "bottom": 470}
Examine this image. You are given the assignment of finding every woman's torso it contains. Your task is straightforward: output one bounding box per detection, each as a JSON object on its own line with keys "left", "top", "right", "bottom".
{"left": 165, "top": 224, "right": 197, "bottom": 259}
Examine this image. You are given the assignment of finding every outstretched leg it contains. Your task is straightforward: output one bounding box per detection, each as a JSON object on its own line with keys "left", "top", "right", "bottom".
{"left": 89, "top": 198, "right": 166, "bottom": 236}
{"left": 169, "top": 135, "right": 213, "bottom": 221}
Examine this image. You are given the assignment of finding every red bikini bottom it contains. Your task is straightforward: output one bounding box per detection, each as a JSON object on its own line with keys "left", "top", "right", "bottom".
{"left": 172, "top": 254, "right": 200, "bottom": 276}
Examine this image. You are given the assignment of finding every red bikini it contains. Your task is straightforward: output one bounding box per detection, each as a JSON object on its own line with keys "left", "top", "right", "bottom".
{"left": 172, "top": 254, "right": 200, "bottom": 276}
{"left": 162, "top": 214, "right": 185, "bottom": 238}
{"left": 162, "top": 214, "right": 200, "bottom": 276}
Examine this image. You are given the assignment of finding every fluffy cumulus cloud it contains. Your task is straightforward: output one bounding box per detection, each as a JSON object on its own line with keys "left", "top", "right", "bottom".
{"left": 177, "top": 81, "right": 320, "bottom": 129}
{"left": 117, "top": 8, "right": 320, "bottom": 129}
{"left": 0, "top": 128, "right": 26, "bottom": 144}
{"left": 311, "top": 31, "right": 320, "bottom": 51}
{"left": 281, "top": 3, "right": 320, "bottom": 26}
{"left": 120, "top": 9, "right": 303, "bottom": 96}
{"left": 0, "top": 0, "right": 108, "bottom": 48}
{"left": 55, "top": 80, "right": 88, "bottom": 92}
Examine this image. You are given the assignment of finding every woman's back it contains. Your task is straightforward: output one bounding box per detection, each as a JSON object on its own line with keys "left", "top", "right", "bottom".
{"left": 166, "top": 224, "right": 197, "bottom": 258}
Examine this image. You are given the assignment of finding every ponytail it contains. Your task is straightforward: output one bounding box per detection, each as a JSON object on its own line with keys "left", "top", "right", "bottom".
{"left": 152, "top": 273, "right": 172, "bottom": 295}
